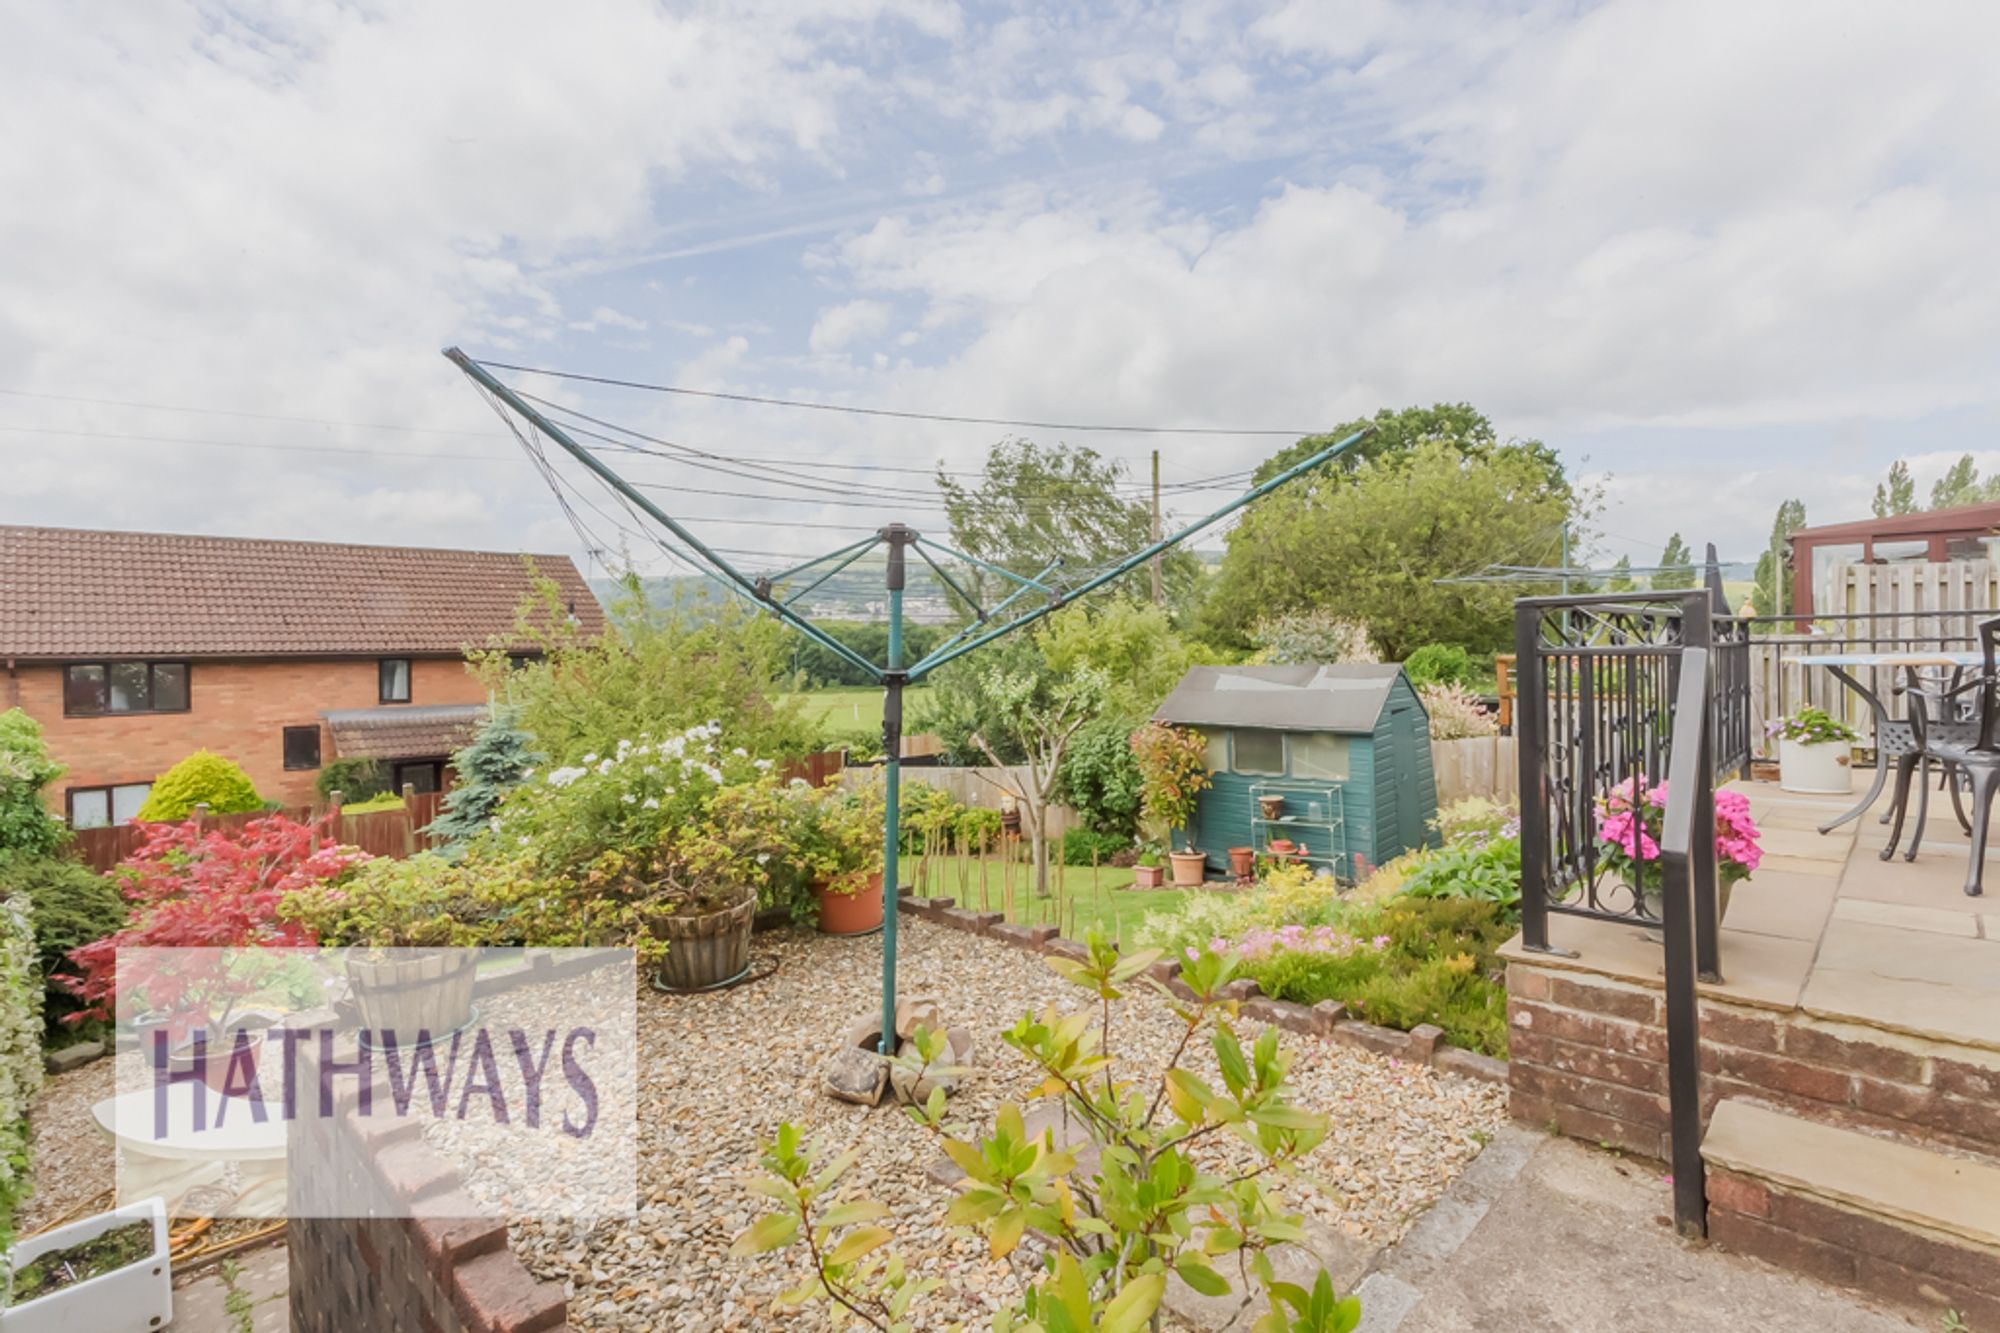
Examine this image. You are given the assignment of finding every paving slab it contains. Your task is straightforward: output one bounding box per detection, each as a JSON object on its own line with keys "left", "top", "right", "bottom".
{"left": 1803, "top": 919, "right": 2000, "bottom": 1049}
{"left": 1831, "top": 897, "right": 1982, "bottom": 937}
{"left": 1356, "top": 1132, "right": 1918, "bottom": 1333}
{"left": 172, "top": 1241, "right": 289, "bottom": 1332}
{"left": 1722, "top": 874, "right": 1837, "bottom": 942}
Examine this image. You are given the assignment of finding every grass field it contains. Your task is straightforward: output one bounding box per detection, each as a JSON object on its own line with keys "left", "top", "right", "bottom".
{"left": 785, "top": 685, "right": 932, "bottom": 733}
{"left": 904, "top": 852, "right": 1191, "bottom": 946}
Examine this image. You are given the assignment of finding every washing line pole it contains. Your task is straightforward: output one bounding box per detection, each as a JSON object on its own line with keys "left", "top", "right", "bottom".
{"left": 443, "top": 347, "right": 1371, "bottom": 1061}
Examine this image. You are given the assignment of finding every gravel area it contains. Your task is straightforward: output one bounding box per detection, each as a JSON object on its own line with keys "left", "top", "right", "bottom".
{"left": 19, "top": 1053, "right": 116, "bottom": 1234}
{"left": 511, "top": 918, "right": 1506, "bottom": 1331}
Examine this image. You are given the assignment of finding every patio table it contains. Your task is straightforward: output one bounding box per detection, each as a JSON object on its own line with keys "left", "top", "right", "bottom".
{"left": 1787, "top": 651, "right": 1984, "bottom": 834}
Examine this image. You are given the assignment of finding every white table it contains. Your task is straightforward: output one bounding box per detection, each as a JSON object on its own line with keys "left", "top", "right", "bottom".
{"left": 1787, "top": 651, "right": 1986, "bottom": 833}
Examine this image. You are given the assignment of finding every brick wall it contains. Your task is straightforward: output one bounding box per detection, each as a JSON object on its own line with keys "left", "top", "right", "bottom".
{"left": 1505, "top": 962, "right": 2000, "bottom": 1163}
{"left": 9, "top": 655, "right": 484, "bottom": 809}
{"left": 286, "top": 1007, "right": 571, "bottom": 1333}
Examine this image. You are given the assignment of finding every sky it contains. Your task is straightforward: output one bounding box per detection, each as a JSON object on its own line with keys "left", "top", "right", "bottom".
{"left": 4, "top": 0, "right": 1998, "bottom": 584}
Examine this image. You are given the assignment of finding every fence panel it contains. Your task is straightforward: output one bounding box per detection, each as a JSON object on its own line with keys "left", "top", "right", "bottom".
{"left": 1430, "top": 736, "right": 1519, "bottom": 806}
{"left": 837, "top": 764, "right": 1080, "bottom": 840}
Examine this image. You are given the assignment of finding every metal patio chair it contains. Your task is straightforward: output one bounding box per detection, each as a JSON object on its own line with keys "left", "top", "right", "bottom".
{"left": 1882, "top": 615, "right": 2000, "bottom": 895}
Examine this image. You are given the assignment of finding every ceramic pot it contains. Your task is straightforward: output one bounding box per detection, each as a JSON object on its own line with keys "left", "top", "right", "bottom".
{"left": 816, "top": 872, "right": 884, "bottom": 935}
{"left": 1257, "top": 794, "right": 1285, "bottom": 820}
{"left": 1133, "top": 864, "right": 1165, "bottom": 889}
{"left": 1168, "top": 851, "right": 1207, "bottom": 887}
{"left": 1778, "top": 737, "right": 1851, "bottom": 794}
{"left": 1227, "top": 847, "right": 1256, "bottom": 880}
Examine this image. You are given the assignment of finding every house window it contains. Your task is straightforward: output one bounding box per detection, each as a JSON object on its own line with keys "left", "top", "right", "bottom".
{"left": 68, "top": 781, "right": 153, "bottom": 829}
{"left": 1232, "top": 729, "right": 1286, "bottom": 776}
{"left": 379, "top": 658, "right": 412, "bottom": 704}
{"left": 283, "top": 725, "right": 322, "bottom": 771}
{"left": 63, "top": 662, "right": 190, "bottom": 716}
{"left": 507, "top": 653, "right": 536, "bottom": 672}
{"left": 394, "top": 760, "right": 442, "bottom": 795}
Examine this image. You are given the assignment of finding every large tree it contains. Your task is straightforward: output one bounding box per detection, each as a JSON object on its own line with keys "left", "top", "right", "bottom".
{"left": 935, "top": 438, "right": 1197, "bottom": 607}
{"left": 1202, "top": 425, "right": 1579, "bottom": 659}
{"left": 1605, "top": 555, "right": 1636, "bottom": 592}
{"left": 1873, "top": 460, "right": 1917, "bottom": 517}
{"left": 1652, "top": 533, "right": 1697, "bottom": 590}
{"left": 1751, "top": 499, "right": 1807, "bottom": 617}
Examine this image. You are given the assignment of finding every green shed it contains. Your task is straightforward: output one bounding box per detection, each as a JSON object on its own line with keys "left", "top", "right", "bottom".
{"left": 1152, "top": 663, "right": 1438, "bottom": 881}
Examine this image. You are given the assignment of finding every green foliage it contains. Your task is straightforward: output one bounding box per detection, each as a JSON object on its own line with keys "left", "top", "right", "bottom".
{"left": 1060, "top": 827, "right": 1131, "bottom": 867}
{"left": 787, "top": 621, "right": 948, "bottom": 689}
{"left": 426, "top": 708, "right": 543, "bottom": 853}
{"left": 338, "top": 792, "right": 405, "bottom": 814}
{"left": 1207, "top": 425, "right": 1582, "bottom": 659}
{"left": 0, "top": 890, "right": 42, "bottom": 1254}
{"left": 5, "top": 857, "right": 128, "bottom": 1043}
{"left": 283, "top": 852, "right": 522, "bottom": 949}
{"left": 0, "top": 709, "right": 68, "bottom": 868}
{"left": 135, "top": 750, "right": 262, "bottom": 821}
{"left": 1131, "top": 722, "right": 1212, "bottom": 846}
{"left": 1250, "top": 611, "right": 1378, "bottom": 666}
{"left": 1929, "top": 453, "right": 1999, "bottom": 510}
{"left": 316, "top": 757, "right": 390, "bottom": 803}
{"left": 1035, "top": 601, "right": 1218, "bottom": 710}
{"left": 936, "top": 438, "right": 1199, "bottom": 606}
{"left": 473, "top": 571, "right": 815, "bottom": 765}
{"left": 1771, "top": 707, "right": 1858, "bottom": 746}
{"left": 1402, "top": 645, "right": 1479, "bottom": 691}
{"left": 1652, "top": 533, "right": 1696, "bottom": 590}
{"left": 1605, "top": 555, "right": 1636, "bottom": 593}
{"left": 736, "top": 935, "right": 1358, "bottom": 1332}
{"left": 969, "top": 660, "right": 1112, "bottom": 894}
{"left": 1400, "top": 826, "right": 1522, "bottom": 916}
{"left": 1419, "top": 682, "right": 1498, "bottom": 740}
{"left": 1052, "top": 716, "right": 1145, "bottom": 837}
{"left": 1751, "top": 499, "right": 1807, "bottom": 617}
{"left": 1873, "top": 460, "right": 1917, "bottom": 517}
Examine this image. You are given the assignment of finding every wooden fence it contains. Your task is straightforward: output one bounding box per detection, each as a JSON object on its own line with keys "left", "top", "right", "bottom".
{"left": 837, "top": 764, "right": 1083, "bottom": 840}
{"left": 1431, "top": 735, "right": 1518, "bottom": 806}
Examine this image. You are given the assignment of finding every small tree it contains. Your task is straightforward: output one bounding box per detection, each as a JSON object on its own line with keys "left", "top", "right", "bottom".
{"left": 1249, "top": 611, "right": 1379, "bottom": 666}
{"left": 425, "top": 708, "right": 542, "bottom": 854}
{"left": 971, "top": 663, "right": 1109, "bottom": 897}
{"left": 1131, "top": 722, "right": 1213, "bottom": 852}
{"left": 1652, "top": 534, "right": 1696, "bottom": 591}
{"left": 735, "top": 936, "right": 1360, "bottom": 1332}
{"left": 0, "top": 709, "right": 67, "bottom": 868}
{"left": 136, "top": 750, "right": 262, "bottom": 821}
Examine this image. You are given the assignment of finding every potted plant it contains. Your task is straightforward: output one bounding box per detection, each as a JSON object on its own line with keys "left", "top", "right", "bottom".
{"left": 3, "top": 1196, "right": 170, "bottom": 1331}
{"left": 1133, "top": 845, "right": 1165, "bottom": 889}
{"left": 1131, "top": 723, "right": 1214, "bottom": 890}
{"left": 283, "top": 854, "right": 505, "bottom": 1045}
{"left": 1596, "top": 777, "right": 1762, "bottom": 925}
{"left": 1768, "top": 708, "right": 1858, "bottom": 794}
{"left": 1227, "top": 846, "right": 1256, "bottom": 881}
{"left": 59, "top": 815, "right": 357, "bottom": 1089}
{"left": 786, "top": 781, "right": 887, "bottom": 935}
{"left": 1256, "top": 793, "right": 1285, "bottom": 821}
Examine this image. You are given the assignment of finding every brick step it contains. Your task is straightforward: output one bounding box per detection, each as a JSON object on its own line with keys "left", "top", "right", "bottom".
{"left": 1703, "top": 1098, "right": 2000, "bottom": 1326}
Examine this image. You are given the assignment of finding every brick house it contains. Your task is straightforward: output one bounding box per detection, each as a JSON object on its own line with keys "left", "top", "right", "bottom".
{"left": 0, "top": 525, "right": 602, "bottom": 823}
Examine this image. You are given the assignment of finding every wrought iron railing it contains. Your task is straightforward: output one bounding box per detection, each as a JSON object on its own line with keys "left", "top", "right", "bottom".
{"left": 1514, "top": 587, "right": 1747, "bottom": 977}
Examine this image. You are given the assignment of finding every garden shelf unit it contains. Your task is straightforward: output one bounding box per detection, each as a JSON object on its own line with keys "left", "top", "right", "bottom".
{"left": 1248, "top": 779, "right": 1349, "bottom": 879}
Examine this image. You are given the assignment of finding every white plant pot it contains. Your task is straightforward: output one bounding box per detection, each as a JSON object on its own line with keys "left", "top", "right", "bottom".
{"left": 3, "top": 1197, "right": 171, "bottom": 1332}
{"left": 1778, "top": 737, "right": 1852, "bottom": 794}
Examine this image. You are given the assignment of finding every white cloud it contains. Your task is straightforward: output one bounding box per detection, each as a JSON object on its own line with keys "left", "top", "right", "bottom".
{"left": 808, "top": 299, "right": 893, "bottom": 352}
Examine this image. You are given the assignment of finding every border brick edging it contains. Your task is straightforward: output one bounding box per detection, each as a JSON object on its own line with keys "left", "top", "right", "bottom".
{"left": 895, "top": 893, "right": 1508, "bottom": 1086}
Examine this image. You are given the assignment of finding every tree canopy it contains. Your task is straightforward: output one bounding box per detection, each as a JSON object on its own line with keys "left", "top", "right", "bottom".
{"left": 1873, "top": 460, "right": 1917, "bottom": 517}
{"left": 1202, "top": 410, "right": 1579, "bottom": 659}
{"left": 1653, "top": 533, "right": 1696, "bottom": 590}
{"left": 1752, "top": 499, "right": 1807, "bottom": 616}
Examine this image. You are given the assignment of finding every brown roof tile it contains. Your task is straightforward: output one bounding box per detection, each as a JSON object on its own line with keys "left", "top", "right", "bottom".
{"left": 0, "top": 525, "right": 604, "bottom": 660}
{"left": 323, "top": 704, "right": 489, "bottom": 761}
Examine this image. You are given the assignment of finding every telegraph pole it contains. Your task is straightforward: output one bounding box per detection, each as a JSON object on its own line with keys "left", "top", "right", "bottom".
{"left": 1150, "top": 450, "right": 1163, "bottom": 606}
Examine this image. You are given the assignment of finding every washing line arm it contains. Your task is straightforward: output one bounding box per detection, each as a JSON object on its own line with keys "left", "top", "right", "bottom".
{"left": 913, "top": 539, "right": 1057, "bottom": 594}
{"left": 907, "top": 424, "right": 1374, "bottom": 680}
{"left": 443, "top": 347, "right": 884, "bottom": 682}
{"left": 782, "top": 537, "right": 883, "bottom": 609}
{"left": 910, "top": 542, "right": 986, "bottom": 621}
{"left": 911, "top": 556, "right": 1063, "bottom": 669}
{"left": 767, "top": 535, "right": 881, "bottom": 586}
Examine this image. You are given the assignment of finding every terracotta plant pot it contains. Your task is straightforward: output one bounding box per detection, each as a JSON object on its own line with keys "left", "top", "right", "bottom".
{"left": 816, "top": 872, "right": 885, "bottom": 935}
{"left": 1267, "top": 839, "right": 1297, "bottom": 857}
{"left": 1227, "top": 846, "right": 1256, "bottom": 880}
{"left": 1257, "top": 794, "right": 1285, "bottom": 820}
{"left": 167, "top": 1028, "right": 266, "bottom": 1093}
{"left": 1168, "top": 851, "right": 1207, "bottom": 887}
{"left": 1133, "top": 864, "right": 1165, "bottom": 889}
{"left": 651, "top": 885, "right": 757, "bottom": 992}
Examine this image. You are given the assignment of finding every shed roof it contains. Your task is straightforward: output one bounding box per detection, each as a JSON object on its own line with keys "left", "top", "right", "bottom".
{"left": 1153, "top": 664, "right": 1407, "bottom": 733}
{"left": 322, "top": 704, "right": 489, "bottom": 761}
{"left": 0, "top": 524, "right": 603, "bottom": 659}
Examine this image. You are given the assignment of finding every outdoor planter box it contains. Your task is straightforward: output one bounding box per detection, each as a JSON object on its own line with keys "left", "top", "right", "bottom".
{"left": 3, "top": 1196, "right": 171, "bottom": 1332}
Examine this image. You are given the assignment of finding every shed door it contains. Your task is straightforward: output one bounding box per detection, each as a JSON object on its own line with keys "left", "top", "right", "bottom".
{"left": 1386, "top": 706, "right": 1425, "bottom": 853}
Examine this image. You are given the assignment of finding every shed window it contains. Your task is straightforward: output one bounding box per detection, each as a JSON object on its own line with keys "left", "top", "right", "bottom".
{"left": 1289, "top": 734, "right": 1350, "bottom": 781}
{"left": 283, "top": 725, "right": 322, "bottom": 771}
{"left": 379, "top": 658, "right": 412, "bottom": 703}
{"left": 1232, "top": 729, "right": 1285, "bottom": 775}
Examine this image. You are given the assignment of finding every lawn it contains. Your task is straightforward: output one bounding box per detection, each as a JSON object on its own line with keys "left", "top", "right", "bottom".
{"left": 784, "top": 685, "right": 932, "bottom": 734}
{"left": 904, "top": 852, "right": 1191, "bottom": 946}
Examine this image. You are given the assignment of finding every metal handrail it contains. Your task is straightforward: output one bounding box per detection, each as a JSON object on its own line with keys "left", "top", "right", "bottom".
{"left": 1658, "top": 643, "right": 1713, "bottom": 1238}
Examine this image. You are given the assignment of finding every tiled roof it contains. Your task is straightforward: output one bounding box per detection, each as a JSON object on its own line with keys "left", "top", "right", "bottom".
{"left": 0, "top": 525, "right": 604, "bottom": 659}
{"left": 323, "top": 704, "right": 489, "bottom": 761}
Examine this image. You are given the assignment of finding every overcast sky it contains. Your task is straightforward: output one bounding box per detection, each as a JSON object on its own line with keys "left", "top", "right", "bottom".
{"left": 4, "top": 1, "right": 1997, "bottom": 581}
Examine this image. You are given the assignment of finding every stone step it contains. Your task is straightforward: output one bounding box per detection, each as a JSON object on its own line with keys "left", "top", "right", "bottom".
{"left": 1701, "top": 1098, "right": 2000, "bottom": 1324}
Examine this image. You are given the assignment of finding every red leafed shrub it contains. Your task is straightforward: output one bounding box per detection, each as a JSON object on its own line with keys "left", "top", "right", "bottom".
{"left": 60, "top": 816, "right": 368, "bottom": 1041}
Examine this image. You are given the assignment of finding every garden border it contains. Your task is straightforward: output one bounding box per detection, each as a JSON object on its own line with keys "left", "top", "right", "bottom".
{"left": 896, "top": 891, "right": 1509, "bottom": 1086}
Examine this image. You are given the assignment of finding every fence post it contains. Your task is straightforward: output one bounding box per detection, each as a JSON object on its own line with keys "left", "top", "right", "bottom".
{"left": 1514, "top": 600, "right": 1561, "bottom": 954}
{"left": 401, "top": 783, "right": 417, "bottom": 857}
{"left": 1685, "top": 601, "right": 1723, "bottom": 981}
{"left": 1660, "top": 641, "right": 1713, "bottom": 1238}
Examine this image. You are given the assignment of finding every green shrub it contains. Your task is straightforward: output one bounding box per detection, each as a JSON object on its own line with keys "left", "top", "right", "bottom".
{"left": 0, "top": 890, "right": 42, "bottom": 1252}
{"left": 956, "top": 806, "right": 1003, "bottom": 850}
{"left": 1060, "top": 827, "right": 1130, "bottom": 866}
{"left": 316, "top": 757, "right": 390, "bottom": 803}
{"left": 3, "top": 857, "right": 128, "bottom": 1044}
{"left": 135, "top": 750, "right": 262, "bottom": 821}
{"left": 0, "top": 709, "right": 68, "bottom": 868}
{"left": 1053, "top": 716, "right": 1144, "bottom": 836}
{"left": 1403, "top": 644, "right": 1482, "bottom": 691}
{"left": 338, "top": 792, "right": 405, "bottom": 815}
{"left": 1401, "top": 817, "right": 1521, "bottom": 917}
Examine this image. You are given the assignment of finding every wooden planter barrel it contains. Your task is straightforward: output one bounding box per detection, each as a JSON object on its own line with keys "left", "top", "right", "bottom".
{"left": 347, "top": 950, "right": 478, "bottom": 1043}
{"left": 652, "top": 885, "right": 757, "bottom": 992}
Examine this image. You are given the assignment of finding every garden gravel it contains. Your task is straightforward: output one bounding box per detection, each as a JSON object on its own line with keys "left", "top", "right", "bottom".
{"left": 20, "top": 1054, "right": 115, "bottom": 1234}
{"left": 509, "top": 918, "right": 1506, "bottom": 1331}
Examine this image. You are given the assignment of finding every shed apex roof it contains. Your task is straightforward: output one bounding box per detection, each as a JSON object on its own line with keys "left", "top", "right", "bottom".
{"left": 1153, "top": 663, "right": 1409, "bottom": 733}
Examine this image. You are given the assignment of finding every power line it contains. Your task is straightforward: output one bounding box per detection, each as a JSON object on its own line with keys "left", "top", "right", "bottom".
{"left": 471, "top": 356, "right": 1323, "bottom": 437}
